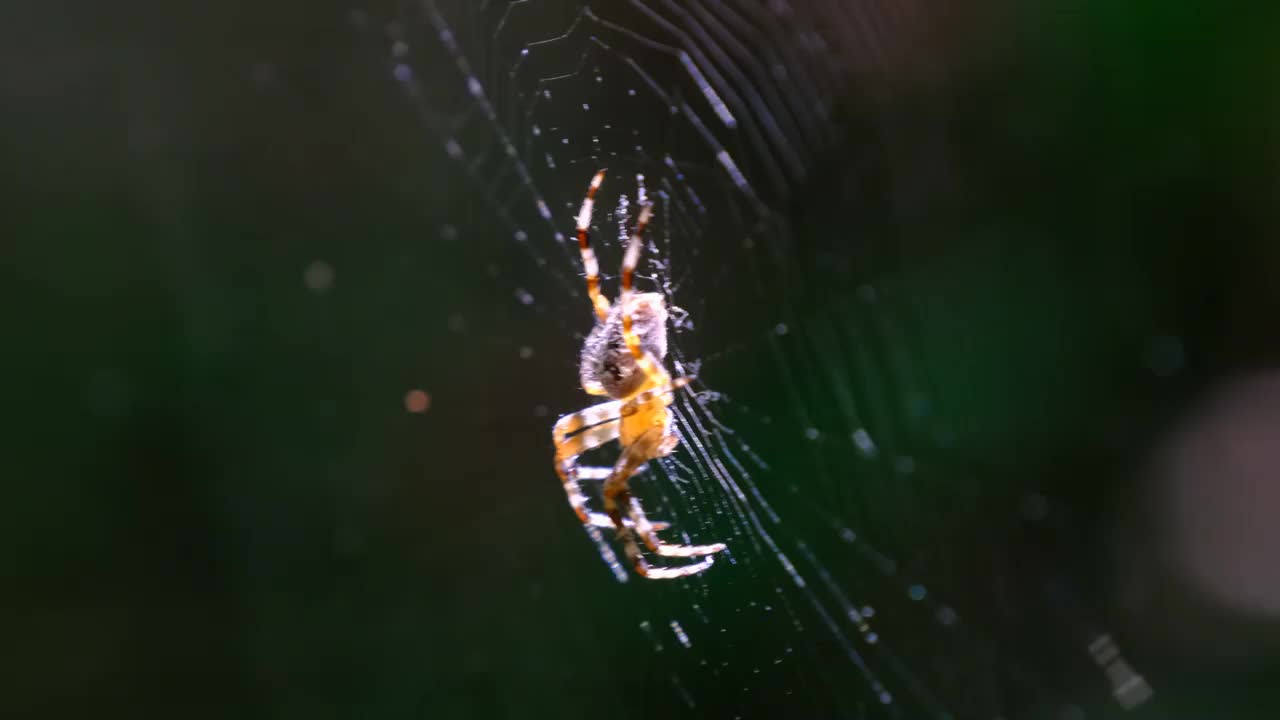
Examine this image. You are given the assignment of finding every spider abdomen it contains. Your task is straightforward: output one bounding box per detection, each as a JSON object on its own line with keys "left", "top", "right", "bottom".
{"left": 579, "top": 293, "right": 669, "bottom": 399}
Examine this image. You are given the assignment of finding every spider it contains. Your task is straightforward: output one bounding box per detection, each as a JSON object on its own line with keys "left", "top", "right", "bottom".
{"left": 552, "top": 169, "right": 727, "bottom": 580}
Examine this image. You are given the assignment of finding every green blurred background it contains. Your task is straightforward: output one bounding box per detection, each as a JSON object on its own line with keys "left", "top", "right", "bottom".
{"left": 7, "top": 1, "right": 1280, "bottom": 717}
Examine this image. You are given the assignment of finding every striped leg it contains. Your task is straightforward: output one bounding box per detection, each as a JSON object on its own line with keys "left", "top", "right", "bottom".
{"left": 555, "top": 420, "right": 676, "bottom": 533}
{"left": 553, "top": 400, "right": 622, "bottom": 523}
{"left": 576, "top": 169, "right": 611, "bottom": 323}
{"left": 602, "top": 428, "right": 725, "bottom": 580}
{"left": 617, "top": 202, "right": 672, "bottom": 390}
{"left": 626, "top": 493, "right": 726, "bottom": 558}
{"left": 552, "top": 378, "right": 691, "bottom": 525}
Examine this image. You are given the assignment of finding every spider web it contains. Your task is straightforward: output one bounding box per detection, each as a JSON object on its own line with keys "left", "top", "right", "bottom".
{"left": 345, "top": 1, "right": 1149, "bottom": 718}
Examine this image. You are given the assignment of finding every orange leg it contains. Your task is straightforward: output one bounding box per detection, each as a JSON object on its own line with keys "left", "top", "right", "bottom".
{"left": 576, "top": 169, "right": 611, "bottom": 323}
{"left": 615, "top": 202, "right": 672, "bottom": 390}
{"left": 553, "top": 400, "right": 621, "bottom": 523}
{"left": 601, "top": 428, "right": 726, "bottom": 580}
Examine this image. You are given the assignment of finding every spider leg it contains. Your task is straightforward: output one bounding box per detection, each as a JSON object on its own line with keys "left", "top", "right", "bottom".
{"left": 552, "top": 393, "right": 687, "bottom": 530}
{"left": 617, "top": 201, "right": 673, "bottom": 390}
{"left": 639, "top": 374, "right": 691, "bottom": 398}
{"left": 555, "top": 423, "right": 673, "bottom": 532}
{"left": 553, "top": 400, "right": 622, "bottom": 523}
{"left": 552, "top": 378, "right": 688, "bottom": 487}
{"left": 576, "top": 168, "right": 611, "bottom": 323}
{"left": 571, "top": 465, "right": 671, "bottom": 531}
{"left": 583, "top": 509, "right": 669, "bottom": 532}
{"left": 608, "top": 378, "right": 717, "bottom": 554}
{"left": 602, "top": 428, "right": 725, "bottom": 580}
{"left": 625, "top": 493, "right": 726, "bottom": 558}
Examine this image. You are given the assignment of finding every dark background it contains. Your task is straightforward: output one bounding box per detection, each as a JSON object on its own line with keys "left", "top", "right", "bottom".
{"left": 7, "top": 1, "right": 1280, "bottom": 718}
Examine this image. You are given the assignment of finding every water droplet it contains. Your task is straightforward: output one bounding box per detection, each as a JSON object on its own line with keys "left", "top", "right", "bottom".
{"left": 851, "top": 428, "right": 878, "bottom": 458}
{"left": 670, "top": 620, "right": 691, "bottom": 648}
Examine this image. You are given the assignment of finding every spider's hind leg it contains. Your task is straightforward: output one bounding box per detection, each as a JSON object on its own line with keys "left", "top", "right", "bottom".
{"left": 602, "top": 429, "right": 726, "bottom": 580}
{"left": 576, "top": 465, "right": 670, "bottom": 532}
{"left": 553, "top": 400, "right": 622, "bottom": 523}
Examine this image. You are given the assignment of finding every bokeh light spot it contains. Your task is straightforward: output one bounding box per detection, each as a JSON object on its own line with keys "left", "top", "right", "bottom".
{"left": 303, "top": 260, "right": 334, "bottom": 292}
{"left": 404, "top": 389, "right": 431, "bottom": 414}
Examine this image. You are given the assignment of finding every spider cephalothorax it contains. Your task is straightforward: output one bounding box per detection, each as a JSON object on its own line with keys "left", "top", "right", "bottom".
{"left": 551, "top": 169, "right": 726, "bottom": 580}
